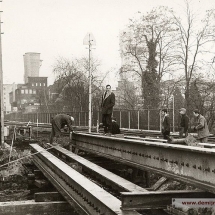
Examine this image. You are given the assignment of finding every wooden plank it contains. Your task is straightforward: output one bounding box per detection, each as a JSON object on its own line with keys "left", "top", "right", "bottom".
{"left": 34, "top": 192, "right": 65, "bottom": 202}
{"left": 198, "top": 143, "right": 215, "bottom": 148}
{"left": 0, "top": 200, "right": 71, "bottom": 215}
{"left": 34, "top": 179, "right": 49, "bottom": 188}
{"left": 167, "top": 205, "right": 189, "bottom": 215}
{"left": 34, "top": 170, "right": 45, "bottom": 179}
{"left": 151, "top": 177, "right": 168, "bottom": 191}
{"left": 124, "top": 135, "right": 167, "bottom": 143}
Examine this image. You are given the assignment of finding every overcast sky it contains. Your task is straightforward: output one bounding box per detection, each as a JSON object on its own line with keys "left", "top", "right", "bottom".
{"left": 1, "top": 0, "right": 215, "bottom": 88}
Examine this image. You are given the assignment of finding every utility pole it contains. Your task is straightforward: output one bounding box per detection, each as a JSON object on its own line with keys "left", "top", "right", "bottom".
{"left": 83, "top": 33, "right": 96, "bottom": 133}
{"left": 0, "top": 10, "right": 4, "bottom": 148}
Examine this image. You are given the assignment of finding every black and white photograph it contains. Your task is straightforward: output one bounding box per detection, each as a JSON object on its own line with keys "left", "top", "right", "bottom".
{"left": 1, "top": 0, "right": 215, "bottom": 214}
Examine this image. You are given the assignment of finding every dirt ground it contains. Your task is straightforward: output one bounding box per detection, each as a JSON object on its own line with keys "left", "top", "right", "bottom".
{"left": 0, "top": 143, "right": 32, "bottom": 202}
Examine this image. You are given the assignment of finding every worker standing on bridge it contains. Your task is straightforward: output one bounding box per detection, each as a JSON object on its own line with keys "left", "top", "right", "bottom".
{"left": 101, "top": 84, "right": 115, "bottom": 134}
{"left": 161, "top": 109, "right": 170, "bottom": 140}
{"left": 179, "top": 108, "right": 189, "bottom": 138}
{"left": 50, "top": 114, "right": 74, "bottom": 145}
{"left": 192, "top": 109, "right": 209, "bottom": 143}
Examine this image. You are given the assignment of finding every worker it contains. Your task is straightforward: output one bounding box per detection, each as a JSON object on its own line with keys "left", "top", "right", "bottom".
{"left": 101, "top": 84, "right": 115, "bottom": 134}
{"left": 192, "top": 109, "right": 209, "bottom": 143}
{"left": 50, "top": 114, "right": 74, "bottom": 145}
{"left": 179, "top": 108, "right": 189, "bottom": 138}
{"left": 111, "top": 117, "right": 120, "bottom": 135}
{"left": 161, "top": 108, "right": 170, "bottom": 139}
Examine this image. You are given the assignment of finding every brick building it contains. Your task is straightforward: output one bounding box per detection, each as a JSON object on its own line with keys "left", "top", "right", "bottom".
{"left": 10, "top": 77, "right": 48, "bottom": 112}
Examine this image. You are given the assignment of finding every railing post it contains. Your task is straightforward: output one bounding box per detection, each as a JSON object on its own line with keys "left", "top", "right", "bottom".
{"left": 138, "top": 110, "right": 140, "bottom": 130}
{"left": 128, "top": 111, "right": 130, "bottom": 129}
{"left": 79, "top": 112, "right": 80, "bottom": 126}
{"left": 173, "top": 96, "right": 175, "bottom": 132}
{"left": 148, "top": 109, "right": 150, "bottom": 130}
{"left": 119, "top": 110, "right": 121, "bottom": 128}
{"left": 97, "top": 111, "right": 99, "bottom": 124}
{"left": 85, "top": 112, "right": 87, "bottom": 127}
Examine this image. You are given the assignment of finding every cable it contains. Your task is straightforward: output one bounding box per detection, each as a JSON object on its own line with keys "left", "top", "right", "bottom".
{"left": 0, "top": 145, "right": 56, "bottom": 170}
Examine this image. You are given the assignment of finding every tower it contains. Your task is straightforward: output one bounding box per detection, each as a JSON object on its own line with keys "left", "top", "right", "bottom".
{"left": 23, "top": 52, "right": 42, "bottom": 83}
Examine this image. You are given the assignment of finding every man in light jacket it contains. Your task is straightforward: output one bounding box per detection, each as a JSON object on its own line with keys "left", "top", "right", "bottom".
{"left": 193, "top": 109, "right": 209, "bottom": 143}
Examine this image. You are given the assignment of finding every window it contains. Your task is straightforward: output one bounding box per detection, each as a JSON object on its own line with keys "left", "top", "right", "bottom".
{"left": 32, "top": 83, "right": 34, "bottom": 86}
{"left": 29, "top": 89, "right": 32, "bottom": 94}
{"left": 36, "top": 83, "right": 38, "bottom": 86}
{"left": 43, "top": 83, "right": 46, "bottom": 86}
{"left": 25, "top": 89, "right": 28, "bottom": 94}
{"left": 40, "top": 83, "right": 42, "bottom": 86}
{"left": 33, "top": 89, "right": 36, "bottom": 94}
{"left": 21, "top": 90, "right": 24, "bottom": 94}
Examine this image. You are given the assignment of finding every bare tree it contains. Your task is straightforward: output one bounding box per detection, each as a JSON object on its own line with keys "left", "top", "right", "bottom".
{"left": 173, "top": 1, "right": 215, "bottom": 113}
{"left": 116, "top": 79, "right": 141, "bottom": 110}
{"left": 52, "top": 57, "right": 109, "bottom": 112}
{"left": 120, "top": 6, "right": 179, "bottom": 108}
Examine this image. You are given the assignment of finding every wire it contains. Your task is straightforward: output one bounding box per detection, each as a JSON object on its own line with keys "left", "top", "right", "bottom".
{"left": 0, "top": 145, "right": 56, "bottom": 170}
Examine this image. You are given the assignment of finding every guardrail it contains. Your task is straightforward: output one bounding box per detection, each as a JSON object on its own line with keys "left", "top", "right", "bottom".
{"left": 5, "top": 109, "right": 178, "bottom": 131}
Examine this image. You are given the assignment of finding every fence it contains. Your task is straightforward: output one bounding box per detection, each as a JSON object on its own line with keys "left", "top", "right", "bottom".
{"left": 5, "top": 109, "right": 178, "bottom": 131}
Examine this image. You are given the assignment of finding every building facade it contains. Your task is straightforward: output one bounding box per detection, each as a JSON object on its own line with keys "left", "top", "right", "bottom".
{"left": 10, "top": 77, "right": 48, "bottom": 112}
{"left": 23, "top": 52, "right": 42, "bottom": 84}
{"left": 3, "top": 83, "right": 18, "bottom": 114}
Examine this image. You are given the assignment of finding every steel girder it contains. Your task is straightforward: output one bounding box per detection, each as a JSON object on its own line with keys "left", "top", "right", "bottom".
{"left": 120, "top": 191, "right": 215, "bottom": 210}
{"left": 72, "top": 133, "right": 215, "bottom": 193}
{"left": 30, "top": 144, "right": 140, "bottom": 215}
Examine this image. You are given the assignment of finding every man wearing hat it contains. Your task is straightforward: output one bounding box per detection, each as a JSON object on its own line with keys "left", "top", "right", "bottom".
{"left": 179, "top": 108, "right": 189, "bottom": 138}
{"left": 193, "top": 109, "right": 209, "bottom": 143}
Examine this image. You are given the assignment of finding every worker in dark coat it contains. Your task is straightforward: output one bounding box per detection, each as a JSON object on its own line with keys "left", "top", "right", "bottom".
{"left": 161, "top": 109, "right": 170, "bottom": 139}
{"left": 179, "top": 108, "right": 189, "bottom": 138}
{"left": 101, "top": 85, "right": 115, "bottom": 134}
{"left": 111, "top": 117, "right": 120, "bottom": 135}
{"left": 50, "top": 114, "right": 74, "bottom": 145}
